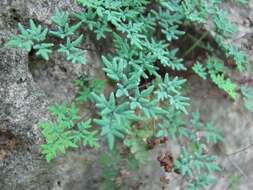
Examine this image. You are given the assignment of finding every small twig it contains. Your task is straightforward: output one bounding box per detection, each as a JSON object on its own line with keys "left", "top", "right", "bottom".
{"left": 227, "top": 157, "right": 253, "bottom": 188}
{"left": 232, "top": 32, "right": 251, "bottom": 42}
{"left": 187, "top": 33, "right": 211, "bottom": 53}
{"left": 226, "top": 143, "right": 253, "bottom": 156}
{"left": 183, "top": 31, "right": 209, "bottom": 58}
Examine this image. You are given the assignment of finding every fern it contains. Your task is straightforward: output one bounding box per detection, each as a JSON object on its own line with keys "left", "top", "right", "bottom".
{"left": 130, "top": 86, "right": 167, "bottom": 118}
{"left": 92, "top": 92, "right": 138, "bottom": 149}
{"left": 213, "top": 9, "right": 237, "bottom": 37}
{"left": 194, "top": 56, "right": 240, "bottom": 100}
{"left": 241, "top": 85, "right": 253, "bottom": 111}
{"left": 50, "top": 8, "right": 82, "bottom": 39}
{"left": 73, "top": 119, "right": 99, "bottom": 148}
{"left": 58, "top": 35, "right": 86, "bottom": 64}
{"left": 192, "top": 62, "right": 207, "bottom": 80}
{"left": 154, "top": 8, "right": 185, "bottom": 41}
{"left": 223, "top": 43, "right": 248, "bottom": 72}
{"left": 40, "top": 104, "right": 98, "bottom": 162}
{"left": 7, "top": 0, "right": 253, "bottom": 189}
{"left": 174, "top": 146, "right": 220, "bottom": 190}
{"left": 144, "top": 39, "right": 185, "bottom": 70}
{"left": 211, "top": 74, "right": 238, "bottom": 100}
{"left": 7, "top": 19, "right": 52, "bottom": 60}
{"left": 124, "top": 126, "right": 152, "bottom": 163}
{"left": 173, "top": 112, "right": 222, "bottom": 189}
{"left": 75, "top": 78, "right": 105, "bottom": 102}
{"left": 34, "top": 43, "right": 54, "bottom": 61}
{"left": 156, "top": 107, "right": 187, "bottom": 140}
{"left": 155, "top": 74, "right": 189, "bottom": 113}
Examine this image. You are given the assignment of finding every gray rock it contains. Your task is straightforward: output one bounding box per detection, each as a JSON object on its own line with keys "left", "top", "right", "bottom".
{"left": 0, "top": 1, "right": 104, "bottom": 189}
{"left": 0, "top": 48, "right": 56, "bottom": 190}
{"left": 1, "top": 0, "right": 253, "bottom": 190}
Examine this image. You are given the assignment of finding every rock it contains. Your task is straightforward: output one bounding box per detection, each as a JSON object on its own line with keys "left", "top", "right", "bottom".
{"left": 188, "top": 75, "right": 253, "bottom": 190}
{"left": 0, "top": 48, "right": 56, "bottom": 190}
{"left": 1, "top": 0, "right": 253, "bottom": 190}
{"left": 0, "top": 0, "right": 104, "bottom": 189}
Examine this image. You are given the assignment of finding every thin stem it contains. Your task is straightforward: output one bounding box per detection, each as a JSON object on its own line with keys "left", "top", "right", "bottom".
{"left": 227, "top": 157, "right": 253, "bottom": 188}
{"left": 226, "top": 143, "right": 253, "bottom": 156}
{"left": 183, "top": 31, "right": 209, "bottom": 58}
{"left": 187, "top": 33, "right": 212, "bottom": 52}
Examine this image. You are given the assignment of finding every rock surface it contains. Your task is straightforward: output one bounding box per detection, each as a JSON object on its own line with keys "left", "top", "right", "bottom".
{"left": 0, "top": 48, "right": 54, "bottom": 190}
{"left": 0, "top": 1, "right": 96, "bottom": 189}
{"left": 0, "top": 0, "right": 253, "bottom": 190}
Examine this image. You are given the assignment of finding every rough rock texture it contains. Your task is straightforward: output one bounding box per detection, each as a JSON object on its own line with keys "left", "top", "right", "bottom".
{"left": 188, "top": 76, "right": 253, "bottom": 190}
{"left": 0, "top": 0, "right": 253, "bottom": 190}
{"left": 0, "top": 48, "right": 54, "bottom": 190}
{"left": 0, "top": 1, "right": 100, "bottom": 189}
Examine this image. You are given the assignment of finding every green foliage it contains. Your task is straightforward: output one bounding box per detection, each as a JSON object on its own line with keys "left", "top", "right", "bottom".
{"left": 143, "top": 39, "right": 185, "bottom": 70}
{"left": 181, "top": 0, "right": 248, "bottom": 75}
{"left": 194, "top": 56, "right": 239, "bottom": 100}
{"left": 58, "top": 35, "right": 86, "bottom": 64}
{"left": 228, "top": 175, "right": 241, "bottom": 190}
{"left": 75, "top": 78, "right": 106, "bottom": 102}
{"left": 223, "top": 44, "right": 248, "bottom": 73}
{"left": 102, "top": 56, "right": 128, "bottom": 81}
{"left": 213, "top": 9, "right": 237, "bottom": 36}
{"left": 156, "top": 110, "right": 223, "bottom": 189}
{"left": 99, "top": 151, "right": 121, "bottom": 190}
{"left": 241, "top": 85, "right": 253, "bottom": 111}
{"left": 7, "top": 9, "right": 86, "bottom": 64}
{"left": 75, "top": 0, "right": 148, "bottom": 40}
{"left": 49, "top": 8, "right": 86, "bottom": 64}
{"left": 192, "top": 62, "right": 207, "bottom": 80}
{"left": 157, "top": 110, "right": 223, "bottom": 145}
{"left": 157, "top": 110, "right": 223, "bottom": 189}
{"left": 207, "top": 57, "right": 238, "bottom": 100}
{"left": 129, "top": 86, "right": 167, "bottom": 118}
{"left": 174, "top": 146, "right": 220, "bottom": 190}
{"left": 156, "top": 107, "right": 187, "bottom": 140}
{"left": 7, "top": 19, "right": 52, "bottom": 60}
{"left": 190, "top": 112, "right": 223, "bottom": 144}
{"left": 50, "top": 8, "right": 82, "bottom": 39}
{"left": 34, "top": 43, "right": 54, "bottom": 61}
{"left": 9, "top": 0, "right": 253, "bottom": 189}
{"left": 153, "top": 7, "right": 184, "bottom": 41}
{"left": 211, "top": 74, "right": 238, "bottom": 100}
{"left": 92, "top": 92, "right": 138, "bottom": 149}
{"left": 173, "top": 112, "right": 223, "bottom": 189}
{"left": 155, "top": 74, "right": 189, "bottom": 113}
{"left": 124, "top": 126, "right": 153, "bottom": 163}
{"left": 39, "top": 104, "right": 99, "bottom": 162}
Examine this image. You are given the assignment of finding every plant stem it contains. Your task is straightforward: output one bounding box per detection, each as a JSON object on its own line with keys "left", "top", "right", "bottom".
{"left": 183, "top": 31, "right": 209, "bottom": 58}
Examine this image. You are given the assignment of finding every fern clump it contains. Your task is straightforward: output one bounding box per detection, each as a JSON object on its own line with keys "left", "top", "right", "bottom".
{"left": 7, "top": 9, "right": 86, "bottom": 64}
{"left": 7, "top": 19, "right": 53, "bottom": 60}
{"left": 40, "top": 104, "right": 99, "bottom": 162}
{"left": 7, "top": 0, "right": 253, "bottom": 189}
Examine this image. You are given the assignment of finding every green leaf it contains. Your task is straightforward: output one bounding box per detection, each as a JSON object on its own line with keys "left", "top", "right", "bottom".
{"left": 34, "top": 43, "right": 54, "bottom": 60}
{"left": 7, "top": 19, "right": 48, "bottom": 52}
{"left": 192, "top": 62, "right": 207, "bottom": 80}
{"left": 241, "top": 85, "right": 253, "bottom": 111}
{"left": 58, "top": 35, "right": 86, "bottom": 64}
{"left": 155, "top": 74, "right": 189, "bottom": 113}
{"left": 102, "top": 56, "right": 127, "bottom": 81}
{"left": 211, "top": 74, "right": 238, "bottom": 100}
{"left": 50, "top": 9, "right": 82, "bottom": 39}
{"left": 93, "top": 92, "right": 138, "bottom": 149}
